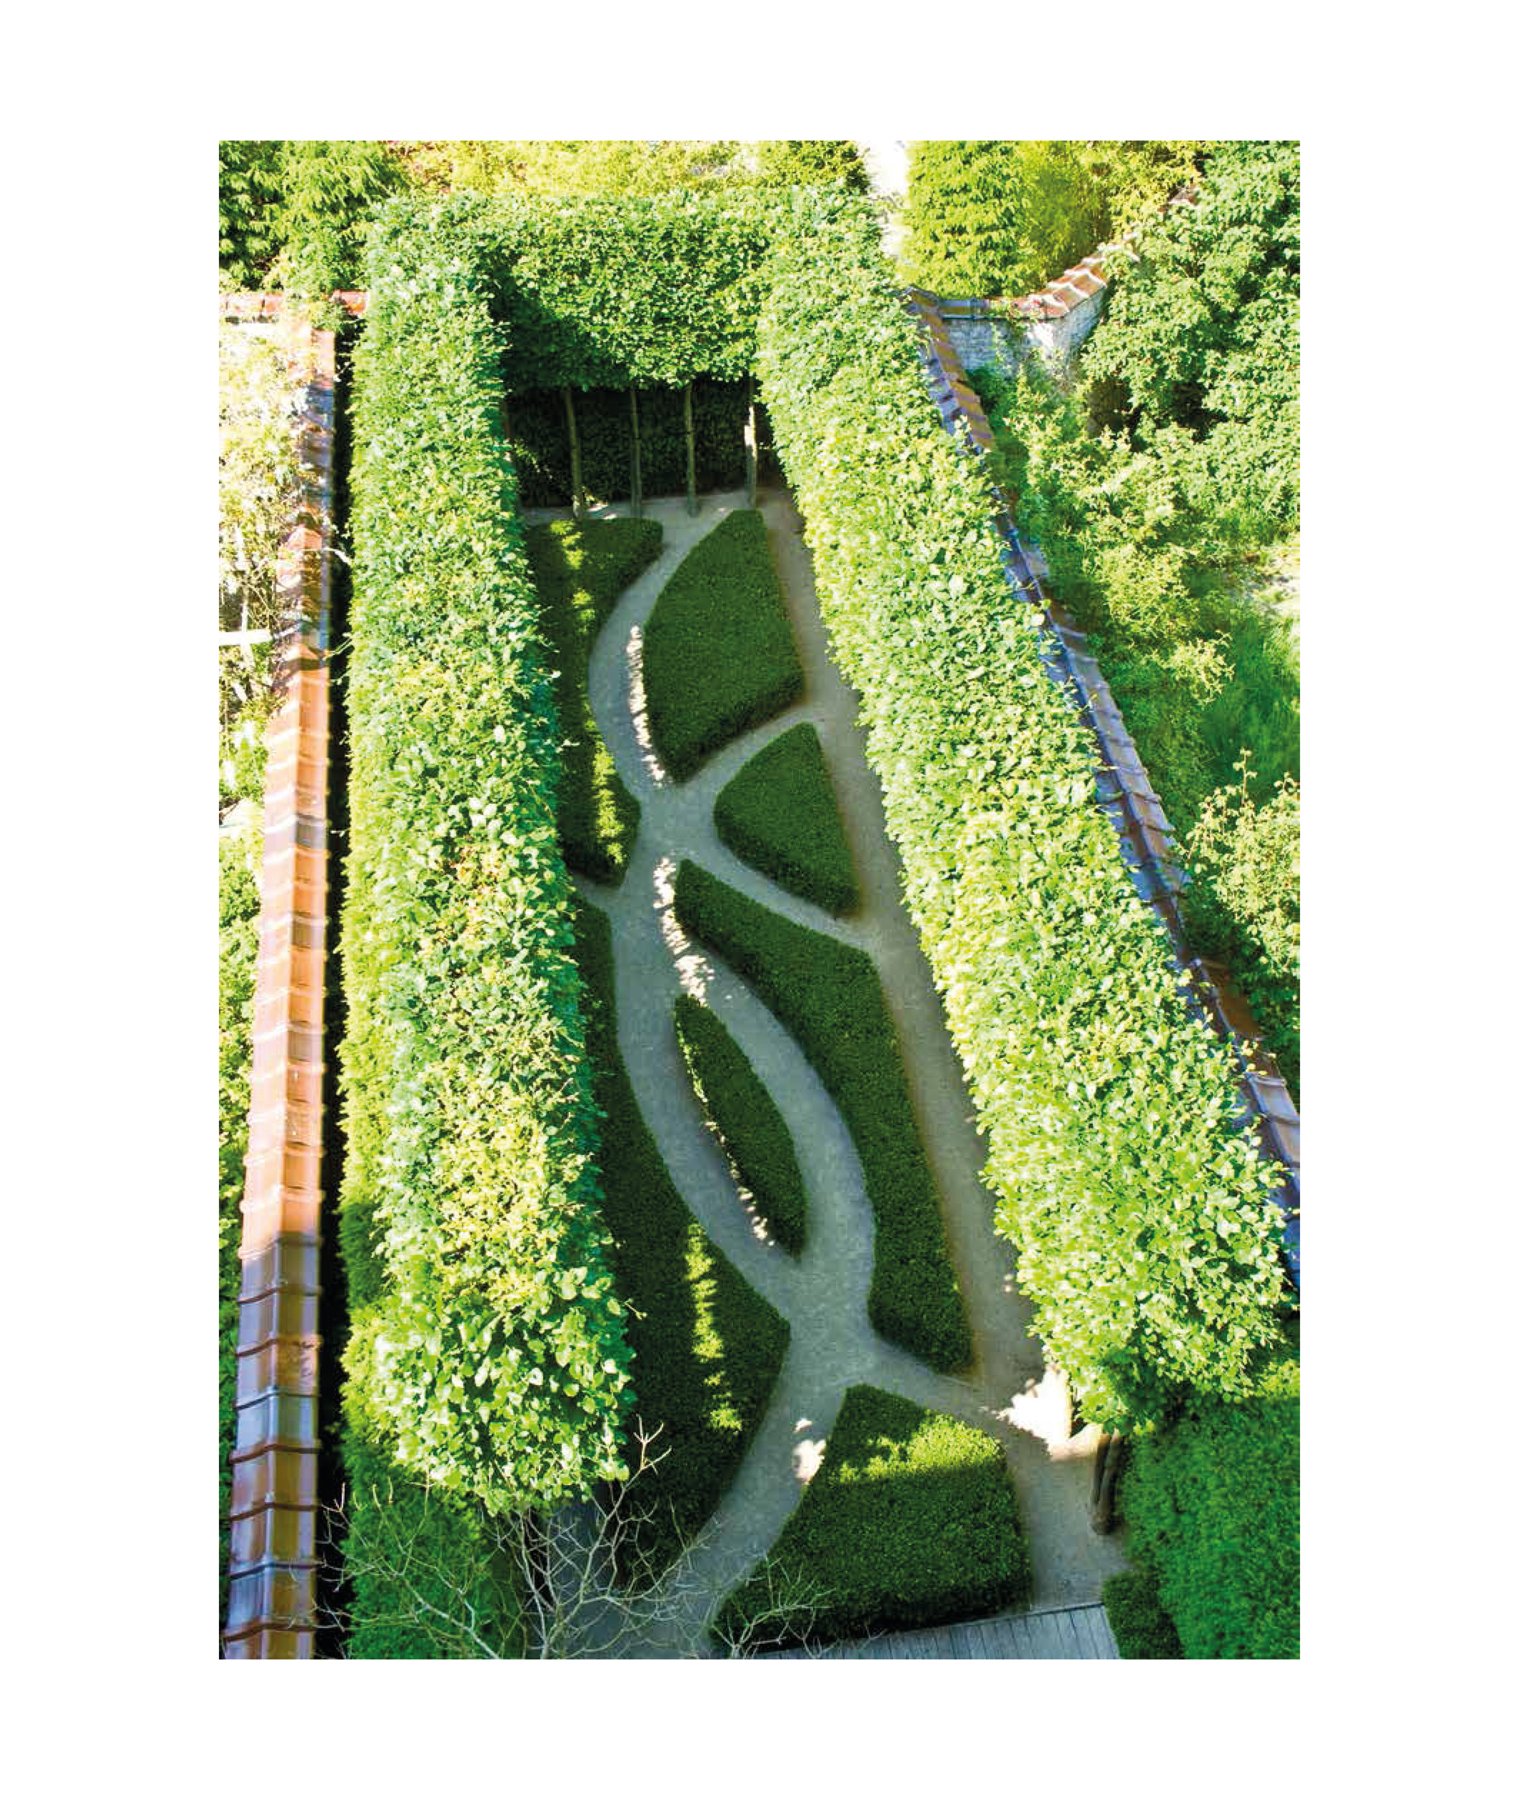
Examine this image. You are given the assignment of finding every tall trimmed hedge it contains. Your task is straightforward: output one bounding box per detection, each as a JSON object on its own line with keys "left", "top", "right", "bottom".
{"left": 754, "top": 193, "right": 1288, "bottom": 1427}
{"left": 339, "top": 220, "right": 634, "bottom": 1528}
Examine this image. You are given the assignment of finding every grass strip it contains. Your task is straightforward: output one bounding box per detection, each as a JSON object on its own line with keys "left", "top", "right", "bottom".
{"left": 714, "top": 722, "right": 859, "bottom": 915}
{"left": 523, "top": 516, "right": 663, "bottom": 883}
{"left": 674, "top": 860, "right": 970, "bottom": 1372}
{"left": 571, "top": 896, "right": 789, "bottom": 1574}
{"left": 643, "top": 508, "right": 802, "bottom": 781}
{"left": 673, "top": 993, "right": 807, "bottom": 1255}
{"left": 714, "top": 1384, "right": 1030, "bottom": 1651}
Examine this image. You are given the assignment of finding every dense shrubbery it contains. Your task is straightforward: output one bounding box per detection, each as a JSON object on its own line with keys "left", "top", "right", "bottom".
{"left": 753, "top": 141, "right": 870, "bottom": 192}
{"left": 572, "top": 899, "right": 789, "bottom": 1572}
{"left": 1119, "top": 1342, "right": 1301, "bottom": 1658}
{"left": 339, "top": 232, "right": 634, "bottom": 1541}
{"left": 756, "top": 190, "right": 1286, "bottom": 1427}
{"left": 219, "top": 139, "right": 408, "bottom": 294}
{"left": 673, "top": 994, "right": 808, "bottom": 1254}
{"left": 521, "top": 516, "right": 662, "bottom": 882}
{"left": 971, "top": 142, "right": 1301, "bottom": 1089}
{"left": 1102, "top": 1565, "right": 1184, "bottom": 1659}
{"left": 714, "top": 722, "right": 859, "bottom": 915}
{"left": 674, "top": 861, "right": 970, "bottom": 1372}
{"left": 715, "top": 1385, "right": 1030, "bottom": 1650}
{"left": 901, "top": 141, "right": 1203, "bottom": 298}
{"left": 643, "top": 509, "right": 803, "bottom": 781}
{"left": 507, "top": 381, "right": 749, "bottom": 508}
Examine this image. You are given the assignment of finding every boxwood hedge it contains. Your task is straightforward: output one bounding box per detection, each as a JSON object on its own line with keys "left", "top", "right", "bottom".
{"left": 571, "top": 898, "right": 789, "bottom": 1574}
{"left": 714, "top": 1383, "right": 1030, "bottom": 1651}
{"left": 338, "top": 227, "right": 635, "bottom": 1535}
{"left": 521, "top": 515, "right": 662, "bottom": 883}
{"left": 642, "top": 508, "right": 803, "bottom": 781}
{"left": 714, "top": 721, "right": 859, "bottom": 915}
{"left": 673, "top": 992, "right": 808, "bottom": 1255}
{"left": 674, "top": 860, "right": 970, "bottom": 1372}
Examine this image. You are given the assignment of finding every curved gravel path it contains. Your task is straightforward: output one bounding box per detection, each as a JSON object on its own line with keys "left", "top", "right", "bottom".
{"left": 556, "top": 486, "right": 1127, "bottom": 1656}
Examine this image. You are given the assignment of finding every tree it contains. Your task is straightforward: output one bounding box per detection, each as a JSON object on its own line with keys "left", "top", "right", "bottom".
{"left": 752, "top": 141, "right": 870, "bottom": 193}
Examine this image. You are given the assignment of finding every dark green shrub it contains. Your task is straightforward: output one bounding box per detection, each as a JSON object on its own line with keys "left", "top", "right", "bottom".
{"left": 715, "top": 1384, "right": 1030, "bottom": 1651}
{"left": 571, "top": 899, "right": 789, "bottom": 1574}
{"left": 714, "top": 722, "right": 859, "bottom": 915}
{"left": 339, "top": 235, "right": 634, "bottom": 1530}
{"left": 1119, "top": 1346, "right": 1300, "bottom": 1658}
{"left": 1103, "top": 1565, "right": 1183, "bottom": 1659}
{"left": 673, "top": 993, "right": 807, "bottom": 1254}
{"left": 643, "top": 509, "right": 802, "bottom": 781}
{"left": 522, "top": 516, "right": 663, "bottom": 883}
{"left": 673, "top": 861, "right": 970, "bottom": 1372}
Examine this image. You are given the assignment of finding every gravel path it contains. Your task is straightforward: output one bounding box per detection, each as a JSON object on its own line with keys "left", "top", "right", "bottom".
{"left": 554, "top": 486, "right": 1127, "bottom": 1656}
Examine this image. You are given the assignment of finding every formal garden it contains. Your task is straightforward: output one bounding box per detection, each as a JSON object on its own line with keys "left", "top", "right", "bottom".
{"left": 220, "top": 140, "right": 1301, "bottom": 1660}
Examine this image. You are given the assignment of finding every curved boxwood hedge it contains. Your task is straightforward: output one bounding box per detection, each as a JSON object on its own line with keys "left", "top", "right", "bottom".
{"left": 673, "top": 992, "right": 807, "bottom": 1255}
{"left": 754, "top": 191, "right": 1288, "bottom": 1428}
{"left": 339, "top": 231, "right": 635, "bottom": 1540}
{"left": 643, "top": 508, "right": 802, "bottom": 781}
{"left": 522, "top": 515, "right": 662, "bottom": 883}
{"left": 571, "top": 898, "right": 789, "bottom": 1575}
{"left": 714, "top": 721, "right": 859, "bottom": 915}
{"left": 1102, "top": 1565, "right": 1183, "bottom": 1659}
{"left": 715, "top": 1384, "right": 1030, "bottom": 1651}
{"left": 674, "top": 859, "right": 970, "bottom": 1372}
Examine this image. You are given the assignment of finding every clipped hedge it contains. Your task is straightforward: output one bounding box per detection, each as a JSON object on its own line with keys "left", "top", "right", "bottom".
{"left": 673, "top": 992, "right": 807, "bottom": 1254}
{"left": 1102, "top": 1565, "right": 1183, "bottom": 1659}
{"left": 715, "top": 1384, "right": 1030, "bottom": 1651}
{"left": 508, "top": 381, "right": 749, "bottom": 509}
{"left": 572, "top": 898, "right": 789, "bottom": 1574}
{"left": 643, "top": 508, "right": 803, "bottom": 781}
{"left": 1118, "top": 1346, "right": 1301, "bottom": 1658}
{"left": 674, "top": 860, "right": 970, "bottom": 1372}
{"left": 754, "top": 189, "right": 1287, "bottom": 1428}
{"left": 522, "top": 515, "right": 662, "bottom": 883}
{"left": 338, "top": 225, "right": 635, "bottom": 1537}
{"left": 714, "top": 721, "right": 859, "bottom": 915}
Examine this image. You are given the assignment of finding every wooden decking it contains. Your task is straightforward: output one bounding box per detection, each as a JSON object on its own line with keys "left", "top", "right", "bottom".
{"left": 765, "top": 1601, "right": 1118, "bottom": 1660}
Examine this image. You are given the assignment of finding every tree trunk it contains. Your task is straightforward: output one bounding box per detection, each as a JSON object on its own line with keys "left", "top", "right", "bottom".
{"left": 629, "top": 388, "right": 643, "bottom": 519}
{"left": 684, "top": 380, "right": 697, "bottom": 516}
{"left": 563, "top": 385, "right": 586, "bottom": 521}
{"left": 744, "top": 376, "right": 758, "bottom": 509}
{"left": 1090, "top": 1431, "right": 1124, "bottom": 1535}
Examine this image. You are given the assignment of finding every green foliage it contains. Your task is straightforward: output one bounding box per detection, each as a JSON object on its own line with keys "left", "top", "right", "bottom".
{"left": 1184, "top": 764, "right": 1300, "bottom": 1094}
{"left": 714, "top": 722, "right": 859, "bottom": 916}
{"left": 643, "top": 509, "right": 803, "bottom": 781}
{"left": 674, "top": 861, "right": 970, "bottom": 1372}
{"left": 340, "top": 1433, "right": 526, "bottom": 1658}
{"left": 903, "top": 140, "right": 1104, "bottom": 296}
{"left": 218, "top": 139, "right": 411, "bottom": 294}
{"left": 755, "top": 192, "right": 1287, "bottom": 1426}
{"left": 521, "top": 516, "right": 662, "bottom": 883}
{"left": 673, "top": 993, "right": 808, "bottom": 1255}
{"left": 507, "top": 381, "right": 748, "bottom": 509}
{"left": 1119, "top": 1345, "right": 1300, "bottom": 1658}
{"left": 753, "top": 141, "right": 870, "bottom": 192}
{"left": 393, "top": 140, "right": 748, "bottom": 198}
{"left": 338, "top": 236, "right": 634, "bottom": 1525}
{"left": 218, "top": 828, "right": 261, "bottom": 1616}
{"left": 571, "top": 898, "right": 789, "bottom": 1574}
{"left": 715, "top": 1385, "right": 1030, "bottom": 1650}
{"left": 1102, "top": 1565, "right": 1184, "bottom": 1658}
{"left": 1069, "top": 141, "right": 1205, "bottom": 230}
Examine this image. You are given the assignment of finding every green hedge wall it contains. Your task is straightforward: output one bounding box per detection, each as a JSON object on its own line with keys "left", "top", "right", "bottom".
{"left": 571, "top": 898, "right": 789, "bottom": 1575}
{"left": 1102, "top": 1565, "right": 1183, "bottom": 1659}
{"left": 339, "top": 223, "right": 635, "bottom": 1538}
{"left": 521, "top": 516, "right": 662, "bottom": 882}
{"left": 643, "top": 509, "right": 803, "bottom": 781}
{"left": 508, "top": 381, "right": 749, "bottom": 509}
{"left": 673, "top": 993, "right": 808, "bottom": 1255}
{"left": 715, "top": 1384, "right": 1030, "bottom": 1651}
{"left": 674, "top": 860, "right": 970, "bottom": 1372}
{"left": 754, "top": 191, "right": 1288, "bottom": 1429}
{"left": 714, "top": 721, "right": 860, "bottom": 916}
{"left": 1118, "top": 1345, "right": 1300, "bottom": 1658}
